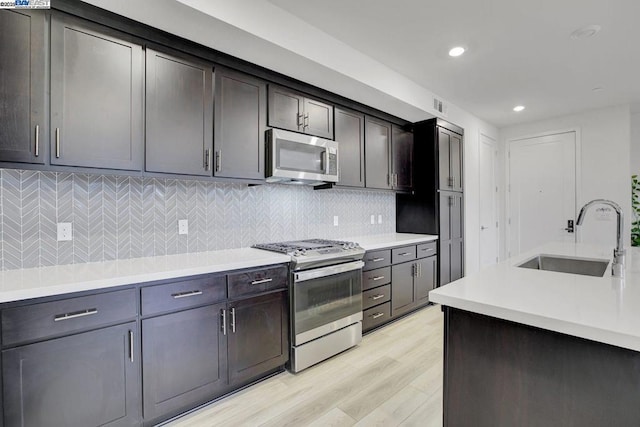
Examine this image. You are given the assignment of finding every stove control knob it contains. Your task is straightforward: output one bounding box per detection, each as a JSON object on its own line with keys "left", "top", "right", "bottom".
{"left": 293, "top": 251, "right": 301, "bottom": 257}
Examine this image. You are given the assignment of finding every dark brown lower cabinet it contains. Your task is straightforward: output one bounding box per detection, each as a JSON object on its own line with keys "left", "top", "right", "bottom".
{"left": 142, "top": 303, "right": 227, "bottom": 425}
{"left": 443, "top": 307, "right": 640, "bottom": 426}
{"left": 228, "top": 291, "right": 288, "bottom": 385}
{"left": 391, "top": 255, "right": 437, "bottom": 317}
{"left": 2, "top": 322, "right": 140, "bottom": 427}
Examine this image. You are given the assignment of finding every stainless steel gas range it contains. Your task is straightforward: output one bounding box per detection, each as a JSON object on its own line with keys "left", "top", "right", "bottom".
{"left": 253, "top": 239, "right": 365, "bottom": 372}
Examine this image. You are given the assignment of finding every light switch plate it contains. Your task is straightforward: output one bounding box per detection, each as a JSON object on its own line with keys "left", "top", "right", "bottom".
{"left": 178, "top": 219, "right": 189, "bottom": 235}
{"left": 370, "top": 215, "right": 375, "bottom": 225}
{"left": 57, "top": 222, "right": 72, "bottom": 241}
{"left": 333, "top": 216, "right": 339, "bottom": 226}
{"left": 378, "top": 214, "right": 383, "bottom": 224}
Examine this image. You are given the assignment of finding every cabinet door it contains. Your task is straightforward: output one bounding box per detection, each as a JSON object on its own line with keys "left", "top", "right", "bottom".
{"left": 334, "top": 107, "right": 364, "bottom": 187}
{"left": 142, "top": 303, "right": 227, "bottom": 423}
{"left": 303, "top": 97, "right": 333, "bottom": 139}
{"left": 228, "top": 291, "right": 288, "bottom": 385}
{"left": 0, "top": 10, "right": 46, "bottom": 164}
{"left": 439, "top": 192, "right": 452, "bottom": 240}
{"left": 451, "top": 193, "right": 463, "bottom": 240}
{"left": 440, "top": 240, "right": 451, "bottom": 286}
{"left": 415, "top": 256, "right": 437, "bottom": 304}
{"left": 391, "top": 125, "right": 413, "bottom": 191}
{"left": 391, "top": 261, "right": 415, "bottom": 316}
{"left": 3, "top": 322, "right": 140, "bottom": 427}
{"left": 438, "top": 127, "right": 452, "bottom": 190}
{"left": 50, "top": 15, "right": 143, "bottom": 170}
{"left": 145, "top": 48, "right": 213, "bottom": 176}
{"left": 365, "top": 116, "right": 392, "bottom": 189}
{"left": 451, "top": 239, "right": 464, "bottom": 282}
{"left": 214, "top": 67, "right": 266, "bottom": 179}
{"left": 268, "top": 85, "right": 303, "bottom": 132}
{"left": 450, "top": 131, "right": 463, "bottom": 191}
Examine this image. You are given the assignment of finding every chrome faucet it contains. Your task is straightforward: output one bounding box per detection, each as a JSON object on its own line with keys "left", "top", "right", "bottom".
{"left": 576, "top": 199, "right": 625, "bottom": 278}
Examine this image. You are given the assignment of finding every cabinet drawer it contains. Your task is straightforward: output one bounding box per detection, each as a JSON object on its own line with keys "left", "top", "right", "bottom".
{"left": 362, "top": 284, "right": 391, "bottom": 310}
{"left": 2, "top": 289, "right": 136, "bottom": 346}
{"left": 417, "top": 242, "right": 438, "bottom": 259}
{"left": 363, "top": 250, "right": 391, "bottom": 271}
{"left": 141, "top": 275, "right": 226, "bottom": 316}
{"left": 363, "top": 302, "right": 391, "bottom": 331}
{"left": 362, "top": 267, "right": 391, "bottom": 290}
{"left": 392, "top": 245, "right": 417, "bottom": 264}
{"left": 228, "top": 264, "right": 288, "bottom": 299}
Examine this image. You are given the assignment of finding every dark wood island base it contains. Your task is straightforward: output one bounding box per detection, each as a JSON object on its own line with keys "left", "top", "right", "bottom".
{"left": 442, "top": 306, "right": 640, "bottom": 426}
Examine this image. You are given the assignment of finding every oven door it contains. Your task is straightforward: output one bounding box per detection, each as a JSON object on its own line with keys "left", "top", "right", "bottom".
{"left": 292, "top": 261, "right": 363, "bottom": 346}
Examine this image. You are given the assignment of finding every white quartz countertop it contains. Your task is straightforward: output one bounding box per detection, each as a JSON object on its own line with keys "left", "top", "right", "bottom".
{"left": 0, "top": 233, "right": 437, "bottom": 304}
{"left": 347, "top": 233, "right": 438, "bottom": 251}
{"left": 429, "top": 242, "right": 640, "bottom": 351}
{"left": 0, "top": 248, "right": 290, "bottom": 303}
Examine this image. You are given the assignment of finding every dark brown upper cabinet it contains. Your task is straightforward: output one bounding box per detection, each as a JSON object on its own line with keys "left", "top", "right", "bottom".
{"left": 145, "top": 47, "right": 213, "bottom": 176}
{"left": 334, "top": 107, "right": 365, "bottom": 187}
{"left": 0, "top": 10, "right": 46, "bottom": 164}
{"left": 438, "top": 126, "right": 463, "bottom": 192}
{"left": 268, "top": 85, "right": 333, "bottom": 139}
{"left": 391, "top": 124, "right": 413, "bottom": 192}
{"left": 214, "top": 66, "right": 267, "bottom": 180}
{"left": 364, "top": 116, "right": 392, "bottom": 190}
{"left": 50, "top": 14, "right": 143, "bottom": 171}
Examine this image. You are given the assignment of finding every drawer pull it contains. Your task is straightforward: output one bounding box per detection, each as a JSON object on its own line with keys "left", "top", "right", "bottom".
{"left": 128, "top": 330, "right": 134, "bottom": 363}
{"left": 53, "top": 308, "right": 98, "bottom": 322}
{"left": 421, "top": 248, "right": 434, "bottom": 252}
{"left": 371, "top": 294, "right": 386, "bottom": 300}
{"left": 251, "top": 278, "right": 273, "bottom": 285}
{"left": 370, "top": 257, "right": 385, "bottom": 262}
{"left": 221, "top": 309, "right": 227, "bottom": 336}
{"left": 371, "top": 312, "right": 385, "bottom": 319}
{"left": 171, "top": 290, "right": 203, "bottom": 299}
{"left": 371, "top": 276, "right": 386, "bottom": 281}
{"left": 398, "top": 252, "right": 412, "bottom": 256}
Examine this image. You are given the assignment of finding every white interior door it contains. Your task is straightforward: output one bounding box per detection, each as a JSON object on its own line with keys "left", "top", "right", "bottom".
{"left": 508, "top": 131, "right": 576, "bottom": 256}
{"left": 479, "top": 134, "right": 499, "bottom": 268}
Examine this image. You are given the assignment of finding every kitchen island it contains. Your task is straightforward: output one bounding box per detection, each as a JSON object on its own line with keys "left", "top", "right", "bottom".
{"left": 429, "top": 242, "right": 640, "bottom": 426}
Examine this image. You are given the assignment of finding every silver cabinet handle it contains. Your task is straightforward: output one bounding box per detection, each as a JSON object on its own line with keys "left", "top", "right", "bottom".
{"left": 251, "top": 278, "right": 273, "bottom": 285}
{"left": 371, "top": 276, "right": 385, "bottom": 281}
{"left": 421, "top": 247, "right": 435, "bottom": 252}
{"left": 215, "top": 150, "right": 221, "bottom": 172}
{"left": 230, "top": 307, "right": 236, "bottom": 333}
{"left": 448, "top": 176, "right": 454, "bottom": 187}
{"left": 35, "top": 125, "right": 40, "bottom": 157}
{"left": 371, "top": 294, "right": 386, "bottom": 300}
{"left": 398, "top": 252, "right": 412, "bottom": 256}
{"left": 171, "top": 290, "right": 203, "bottom": 299}
{"left": 204, "top": 149, "right": 210, "bottom": 170}
{"left": 449, "top": 195, "right": 454, "bottom": 206}
{"left": 53, "top": 308, "right": 97, "bottom": 322}
{"left": 128, "top": 330, "right": 134, "bottom": 362}
{"left": 371, "top": 312, "right": 385, "bottom": 319}
{"left": 412, "top": 264, "right": 416, "bottom": 277}
{"left": 55, "top": 128, "right": 60, "bottom": 158}
{"left": 418, "top": 263, "right": 422, "bottom": 277}
{"left": 297, "top": 113, "right": 304, "bottom": 128}
{"left": 221, "top": 309, "right": 227, "bottom": 335}
{"left": 304, "top": 113, "right": 309, "bottom": 129}
{"left": 370, "top": 257, "right": 385, "bottom": 262}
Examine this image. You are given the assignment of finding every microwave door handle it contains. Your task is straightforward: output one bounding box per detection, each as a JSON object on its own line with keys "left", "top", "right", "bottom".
{"left": 323, "top": 150, "right": 329, "bottom": 174}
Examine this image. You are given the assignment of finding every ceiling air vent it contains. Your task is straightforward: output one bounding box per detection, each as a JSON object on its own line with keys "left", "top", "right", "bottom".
{"left": 433, "top": 97, "right": 448, "bottom": 117}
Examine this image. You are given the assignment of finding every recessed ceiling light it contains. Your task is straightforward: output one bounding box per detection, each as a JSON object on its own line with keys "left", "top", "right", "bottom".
{"left": 448, "top": 46, "right": 465, "bottom": 57}
{"left": 513, "top": 105, "right": 525, "bottom": 112}
{"left": 570, "top": 24, "right": 601, "bottom": 40}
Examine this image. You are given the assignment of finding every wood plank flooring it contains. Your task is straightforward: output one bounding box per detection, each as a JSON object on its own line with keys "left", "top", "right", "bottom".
{"left": 167, "top": 305, "right": 444, "bottom": 427}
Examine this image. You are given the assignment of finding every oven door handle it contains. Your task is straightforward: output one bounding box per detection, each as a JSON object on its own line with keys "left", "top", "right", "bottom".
{"left": 294, "top": 261, "right": 364, "bottom": 282}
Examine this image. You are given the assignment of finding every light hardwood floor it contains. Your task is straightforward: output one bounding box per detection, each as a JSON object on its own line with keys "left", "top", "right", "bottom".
{"left": 168, "top": 305, "right": 444, "bottom": 427}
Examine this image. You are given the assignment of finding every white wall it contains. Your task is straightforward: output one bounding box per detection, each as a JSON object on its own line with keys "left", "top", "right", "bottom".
{"left": 500, "top": 105, "right": 632, "bottom": 252}
{"left": 631, "top": 112, "right": 640, "bottom": 176}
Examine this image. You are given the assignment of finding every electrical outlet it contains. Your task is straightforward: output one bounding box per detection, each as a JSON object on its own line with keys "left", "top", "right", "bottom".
{"left": 57, "top": 222, "right": 72, "bottom": 241}
{"left": 178, "top": 219, "right": 189, "bottom": 235}
{"left": 333, "top": 216, "right": 339, "bottom": 226}
{"left": 370, "top": 215, "right": 375, "bottom": 225}
{"left": 378, "top": 214, "right": 383, "bottom": 224}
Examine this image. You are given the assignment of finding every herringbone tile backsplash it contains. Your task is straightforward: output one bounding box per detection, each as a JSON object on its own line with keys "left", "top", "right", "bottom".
{"left": 0, "top": 170, "right": 396, "bottom": 270}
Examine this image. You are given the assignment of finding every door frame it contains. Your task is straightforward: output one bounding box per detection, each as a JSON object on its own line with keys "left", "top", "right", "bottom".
{"left": 479, "top": 131, "right": 499, "bottom": 265}
{"left": 505, "top": 128, "right": 582, "bottom": 257}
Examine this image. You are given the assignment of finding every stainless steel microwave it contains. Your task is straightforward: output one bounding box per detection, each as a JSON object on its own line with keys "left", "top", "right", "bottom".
{"left": 266, "top": 129, "right": 339, "bottom": 186}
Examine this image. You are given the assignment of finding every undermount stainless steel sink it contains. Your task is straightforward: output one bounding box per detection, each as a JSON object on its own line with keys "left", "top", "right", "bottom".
{"left": 517, "top": 255, "right": 609, "bottom": 277}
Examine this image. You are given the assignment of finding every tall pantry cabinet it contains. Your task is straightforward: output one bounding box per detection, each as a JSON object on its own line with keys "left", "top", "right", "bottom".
{"left": 396, "top": 118, "right": 464, "bottom": 286}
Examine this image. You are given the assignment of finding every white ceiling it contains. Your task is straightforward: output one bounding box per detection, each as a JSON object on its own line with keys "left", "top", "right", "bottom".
{"left": 84, "top": 0, "right": 639, "bottom": 128}
{"left": 268, "top": 0, "right": 640, "bottom": 127}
